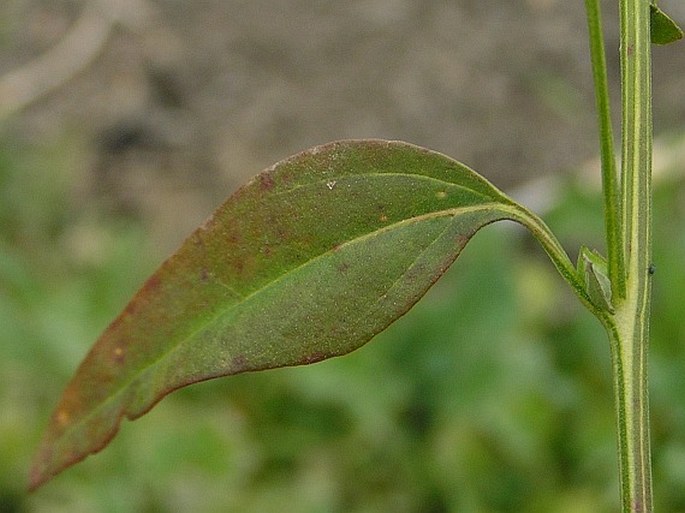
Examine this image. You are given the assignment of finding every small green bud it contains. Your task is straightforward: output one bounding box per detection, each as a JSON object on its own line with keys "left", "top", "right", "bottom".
{"left": 578, "top": 247, "right": 614, "bottom": 313}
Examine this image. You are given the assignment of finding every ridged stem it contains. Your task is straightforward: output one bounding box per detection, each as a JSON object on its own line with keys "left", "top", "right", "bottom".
{"left": 613, "top": 0, "right": 654, "bottom": 510}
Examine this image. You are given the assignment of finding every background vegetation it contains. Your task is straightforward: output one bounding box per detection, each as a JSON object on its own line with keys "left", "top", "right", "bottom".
{"left": 0, "top": 1, "right": 683, "bottom": 512}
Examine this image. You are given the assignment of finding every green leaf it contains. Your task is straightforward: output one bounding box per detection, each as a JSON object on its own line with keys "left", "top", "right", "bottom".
{"left": 29, "top": 140, "right": 581, "bottom": 490}
{"left": 650, "top": 3, "right": 683, "bottom": 45}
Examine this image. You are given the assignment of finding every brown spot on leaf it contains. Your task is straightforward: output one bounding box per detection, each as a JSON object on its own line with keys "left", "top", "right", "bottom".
{"left": 121, "top": 274, "right": 161, "bottom": 318}
{"left": 454, "top": 234, "right": 469, "bottom": 247}
{"left": 143, "top": 275, "right": 161, "bottom": 293}
{"left": 192, "top": 232, "right": 205, "bottom": 247}
{"left": 231, "top": 355, "right": 249, "bottom": 373}
{"left": 300, "top": 352, "right": 327, "bottom": 365}
{"left": 112, "top": 346, "right": 125, "bottom": 364}
{"left": 259, "top": 173, "right": 275, "bottom": 190}
{"left": 56, "top": 410, "right": 70, "bottom": 427}
{"left": 120, "top": 300, "right": 139, "bottom": 319}
{"left": 226, "top": 230, "right": 241, "bottom": 245}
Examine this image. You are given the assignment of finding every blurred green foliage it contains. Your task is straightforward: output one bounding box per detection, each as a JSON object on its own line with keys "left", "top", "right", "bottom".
{"left": 1, "top": 133, "right": 684, "bottom": 513}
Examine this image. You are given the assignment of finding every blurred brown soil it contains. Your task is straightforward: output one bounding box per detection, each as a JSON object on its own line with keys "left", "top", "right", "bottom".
{"left": 1, "top": 0, "right": 683, "bottom": 252}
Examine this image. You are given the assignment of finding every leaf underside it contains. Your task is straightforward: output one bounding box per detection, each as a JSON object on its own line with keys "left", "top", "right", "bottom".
{"left": 30, "top": 139, "right": 522, "bottom": 490}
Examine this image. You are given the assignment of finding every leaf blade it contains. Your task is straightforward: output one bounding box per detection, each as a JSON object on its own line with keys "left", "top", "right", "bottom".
{"left": 30, "top": 140, "right": 520, "bottom": 489}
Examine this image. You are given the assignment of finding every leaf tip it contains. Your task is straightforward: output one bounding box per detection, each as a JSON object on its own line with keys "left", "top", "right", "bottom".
{"left": 27, "top": 440, "right": 57, "bottom": 492}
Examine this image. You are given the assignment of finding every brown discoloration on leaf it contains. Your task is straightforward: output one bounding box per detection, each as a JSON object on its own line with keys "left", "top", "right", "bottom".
{"left": 259, "top": 173, "right": 275, "bottom": 190}
{"left": 56, "top": 410, "right": 70, "bottom": 428}
{"left": 231, "top": 355, "right": 249, "bottom": 373}
{"left": 191, "top": 232, "right": 205, "bottom": 247}
{"left": 142, "top": 274, "right": 161, "bottom": 293}
{"left": 299, "top": 352, "right": 328, "bottom": 365}
{"left": 112, "top": 346, "right": 126, "bottom": 365}
{"left": 454, "top": 234, "right": 470, "bottom": 247}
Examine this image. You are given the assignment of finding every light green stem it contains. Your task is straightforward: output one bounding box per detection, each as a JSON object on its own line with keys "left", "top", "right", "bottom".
{"left": 610, "top": 305, "right": 652, "bottom": 513}
{"left": 612, "top": 0, "right": 654, "bottom": 510}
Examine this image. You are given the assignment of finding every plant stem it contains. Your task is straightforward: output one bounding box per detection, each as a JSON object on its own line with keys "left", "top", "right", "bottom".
{"left": 611, "top": 0, "right": 654, "bottom": 511}
{"left": 607, "top": 314, "right": 653, "bottom": 513}
{"left": 584, "top": 0, "right": 625, "bottom": 300}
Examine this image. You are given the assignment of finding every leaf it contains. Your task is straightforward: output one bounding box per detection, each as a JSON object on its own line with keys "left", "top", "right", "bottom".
{"left": 577, "top": 246, "right": 614, "bottom": 313}
{"left": 650, "top": 3, "right": 684, "bottom": 45}
{"left": 29, "top": 139, "right": 581, "bottom": 490}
